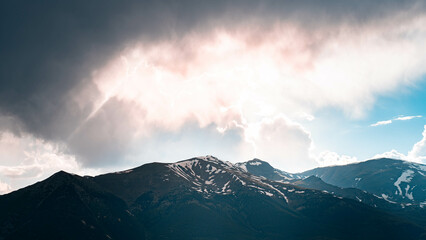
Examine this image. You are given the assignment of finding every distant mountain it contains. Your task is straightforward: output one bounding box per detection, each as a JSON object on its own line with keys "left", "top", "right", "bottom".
{"left": 238, "top": 158, "right": 426, "bottom": 206}
{"left": 0, "top": 156, "right": 425, "bottom": 240}
{"left": 299, "top": 158, "right": 426, "bottom": 205}
{"left": 235, "top": 159, "right": 396, "bottom": 205}
{"left": 236, "top": 158, "right": 296, "bottom": 181}
{"left": 238, "top": 158, "right": 426, "bottom": 226}
{"left": 292, "top": 175, "right": 396, "bottom": 208}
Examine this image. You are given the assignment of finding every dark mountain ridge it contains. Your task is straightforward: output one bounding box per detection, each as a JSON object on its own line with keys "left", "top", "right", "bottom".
{"left": 0, "top": 156, "right": 425, "bottom": 239}
{"left": 238, "top": 158, "right": 426, "bottom": 227}
{"left": 0, "top": 171, "right": 142, "bottom": 240}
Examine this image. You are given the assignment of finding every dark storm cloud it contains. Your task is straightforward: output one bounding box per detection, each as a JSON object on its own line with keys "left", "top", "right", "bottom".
{"left": 0, "top": 0, "right": 246, "bottom": 139}
{"left": 0, "top": 0, "right": 424, "bottom": 166}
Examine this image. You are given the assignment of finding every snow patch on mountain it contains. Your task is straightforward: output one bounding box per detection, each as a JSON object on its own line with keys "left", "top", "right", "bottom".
{"left": 222, "top": 181, "right": 230, "bottom": 192}
{"left": 405, "top": 185, "right": 414, "bottom": 200}
{"left": 261, "top": 182, "right": 289, "bottom": 203}
{"left": 394, "top": 170, "right": 414, "bottom": 196}
{"left": 404, "top": 161, "right": 426, "bottom": 171}
{"left": 274, "top": 170, "right": 293, "bottom": 180}
{"left": 205, "top": 180, "right": 213, "bottom": 185}
{"left": 264, "top": 192, "right": 274, "bottom": 197}
{"left": 249, "top": 161, "right": 262, "bottom": 166}
{"left": 381, "top": 194, "right": 397, "bottom": 204}
{"left": 237, "top": 163, "right": 248, "bottom": 172}
{"left": 114, "top": 169, "right": 133, "bottom": 174}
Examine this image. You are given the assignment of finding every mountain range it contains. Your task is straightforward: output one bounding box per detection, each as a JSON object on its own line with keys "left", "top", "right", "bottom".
{"left": 0, "top": 156, "right": 425, "bottom": 240}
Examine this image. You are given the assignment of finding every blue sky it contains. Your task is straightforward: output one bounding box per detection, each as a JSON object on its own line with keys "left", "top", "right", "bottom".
{"left": 309, "top": 78, "right": 426, "bottom": 160}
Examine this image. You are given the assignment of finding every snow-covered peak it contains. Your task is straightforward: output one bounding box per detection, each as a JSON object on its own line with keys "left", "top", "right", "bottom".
{"left": 173, "top": 155, "right": 234, "bottom": 169}
{"left": 196, "top": 155, "right": 218, "bottom": 161}
{"left": 167, "top": 157, "right": 247, "bottom": 197}
{"left": 248, "top": 161, "right": 262, "bottom": 166}
{"left": 235, "top": 159, "right": 267, "bottom": 172}
{"left": 236, "top": 159, "right": 295, "bottom": 181}
{"left": 165, "top": 156, "right": 315, "bottom": 204}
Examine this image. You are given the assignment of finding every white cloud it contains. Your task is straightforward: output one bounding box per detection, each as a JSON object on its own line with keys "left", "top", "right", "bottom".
{"left": 96, "top": 19, "right": 426, "bottom": 126}
{"left": 373, "top": 149, "right": 408, "bottom": 160}
{"left": 237, "top": 115, "right": 317, "bottom": 173}
{"left": 295, "top": 112, "right": 315, "bottom": 121}
{"left": 371, "top": 120, "right": 393, "bottom": 127}
{"left": 373, "top": 125, "right": 426, "bottom": 164}
{"left": 0, "top": 180, "right": 11, "bottom": 195}
{"left": 315, "top": 151, "right": 359, "bottom": 167}
{"left": 370, "top": 115, "right": 422, "bottom": 127}
{"left": 408, "top": 125, "right": 426, "bottom": 163}
{"left": 394, "top": 115, "right": 422, "bottom": 121}
{"left": 0, "top": 131, "right": 99, "bottom": 192}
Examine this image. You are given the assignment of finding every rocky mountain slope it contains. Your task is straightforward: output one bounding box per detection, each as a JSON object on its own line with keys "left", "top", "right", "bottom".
{"left": 299, "top": 158, "right": 426, "bottom": 205}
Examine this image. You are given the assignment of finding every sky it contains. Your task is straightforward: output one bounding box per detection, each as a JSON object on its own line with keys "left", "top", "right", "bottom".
{"left": 1, "top": 0, "right": 426, "bottom": 193}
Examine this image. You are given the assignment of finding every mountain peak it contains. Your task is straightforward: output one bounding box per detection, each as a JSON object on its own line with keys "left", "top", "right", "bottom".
{"left": 368, "top": 158, "right": 405, "bottom": 164}
{"left": 174, "top": 155, "right": 234, "bottom": 168}
{"left": 194, "top": 155, "right": 221, "bottom": 163}
{"left": 247, "top": 158, "right": 268, "bottom": 166}
{"left": 303, "top": 175, "right": 323, "bottom": 182}
{"left": 48, "top": 170, "right": 77, "bottom": 182}
{"left": 236, "top": 159, "right": 294, "bottom": 181}
{"left": 236, "top": 159, "right": 271, "bottom": 171}
{"left": 54, "top": 170, "right": 72, "bottom": 175}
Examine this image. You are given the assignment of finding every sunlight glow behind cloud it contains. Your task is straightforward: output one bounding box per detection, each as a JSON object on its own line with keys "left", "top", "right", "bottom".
{"left": 68, "top": 18, "right": 426, "bottom": 170}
